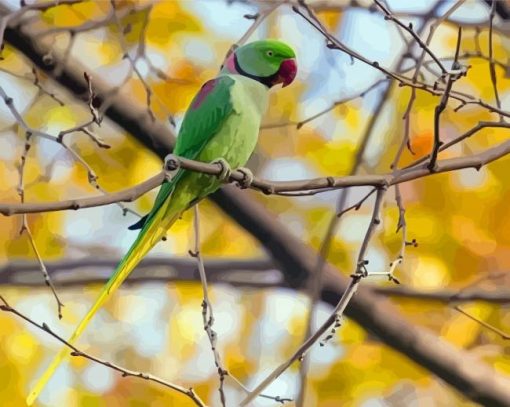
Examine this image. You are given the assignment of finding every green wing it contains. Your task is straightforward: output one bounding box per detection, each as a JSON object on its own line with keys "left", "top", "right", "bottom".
{"left": 129, "top": 75, "right": 236, "bottom": 230}
{"left": 174, "top": 75, "right": 236, "bottom": 157}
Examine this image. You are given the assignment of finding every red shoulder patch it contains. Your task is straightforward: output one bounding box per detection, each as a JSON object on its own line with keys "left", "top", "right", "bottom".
{"left": 191, "top": 79, "right": 218, "bottom": 110}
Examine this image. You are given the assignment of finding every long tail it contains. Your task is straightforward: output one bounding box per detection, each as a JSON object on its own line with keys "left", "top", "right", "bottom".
{"left": 27, "top": 201, "right": 180, "bottom": 405}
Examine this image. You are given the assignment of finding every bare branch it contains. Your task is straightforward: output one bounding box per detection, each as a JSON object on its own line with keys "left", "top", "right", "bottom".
{"left": 16, "top": 130, "right": 64, "bottom": 319}
{"left": 192, "top": 206, "right": 226, "bottom": 406}
{"left": 83, "top": 72, "right": 102, "bottom": 125}
{"left": 488, "top": 0, "right": 503, "bottom": 122}
{"left": 0, "top": 85, "right": 138, "bottom": 217}
{"left": 0, "top": 0, "right": 85, "bottom": 54}
{"left": 240, "top": 187, "right": 388, "bottom": 406}
{"left": 293, "top": 3, "right": 510, "bottom": 119}
{"left": 373, "top": 285, "right": 510, "bottom": 304}
{"left": 428, "top": 27, "right": 464, "bottom": 171}
{"left": 3, "top": 129, "right": 510, "bottom": 216}
{"left": 454, "top": 306, "right": 510, "bottom": 341}
{"left": 0, "top": 295, "right": 206, "bottom": 406}
{"left": 5, "top": 257, "right": 510, "bottom": 305}
{"left": 373, "top": 0, "right": 448, "bottom": 74}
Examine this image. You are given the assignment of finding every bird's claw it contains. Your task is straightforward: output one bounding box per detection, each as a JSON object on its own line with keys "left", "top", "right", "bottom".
{"left": 211, "top": 158, "right": 232, "bottom": 182}
{"left": 164, "top": 154, "right": 180, "bottom": 181}
{"left": 236, "top": 167, "right": 254, "bottom": 189}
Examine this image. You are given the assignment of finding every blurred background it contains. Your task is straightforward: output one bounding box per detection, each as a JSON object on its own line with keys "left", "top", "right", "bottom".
{"left": 1, "top": 0, "right": 510, "bottom": 405}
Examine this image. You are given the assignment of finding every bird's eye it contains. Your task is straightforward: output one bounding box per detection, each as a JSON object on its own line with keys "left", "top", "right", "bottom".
{"left": 266, "top": 50, "right": 274, "bottom": 57}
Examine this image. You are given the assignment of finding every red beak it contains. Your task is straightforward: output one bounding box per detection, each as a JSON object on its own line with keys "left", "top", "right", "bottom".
{"left": 274, "top": 58, "right": 297, "bottom": 87}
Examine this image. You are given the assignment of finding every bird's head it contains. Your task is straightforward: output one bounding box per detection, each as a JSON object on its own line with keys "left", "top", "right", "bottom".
{"left": 222, "top": 40, "right": 297, "bottom": 88}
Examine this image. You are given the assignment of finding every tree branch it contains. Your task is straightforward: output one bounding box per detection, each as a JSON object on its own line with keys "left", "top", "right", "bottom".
{"left": 0, "top": 295, "right": 206, "bottom": 406}
{"left": 192, "top": 206, "right": 227, "bottom": 406}
{"left": 2, "top": 136, "right": 510, "bottom": 216}
{"left": 3, "top": 258, "right": 510, "bottom": 304}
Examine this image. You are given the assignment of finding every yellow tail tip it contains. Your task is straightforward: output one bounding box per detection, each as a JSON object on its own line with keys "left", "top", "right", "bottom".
{"left": 27, "top": 376, "right": 50, "bottom": 405}
{"left": 26, "top": 214, "right": 169, "bottom": 405}
{"left": 26, "top": 390, "right": 38, "bottom": 405}
{"left": 26, "top": 345, "right": 71, "bottom": 406}
{"left": 26, "top": 389, "right": 42, "bottom": 406}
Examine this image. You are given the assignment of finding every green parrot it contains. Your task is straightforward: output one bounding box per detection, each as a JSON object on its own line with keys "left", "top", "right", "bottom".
{"left": 27, "top": 39, "right": 296, "bottom": 404}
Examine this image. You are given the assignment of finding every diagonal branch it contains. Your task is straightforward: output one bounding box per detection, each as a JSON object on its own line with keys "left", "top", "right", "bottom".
{"left": 454, "top": 306, "right": 510, "bottom": 341}
{"left": 240, "top": 188, "right": 388, "bottom": 405}
{"left": 373, "top": 0, "right": 448, "bottom": 74}
{"left": 0, "top": 295, "right": 206, "bottom": 407}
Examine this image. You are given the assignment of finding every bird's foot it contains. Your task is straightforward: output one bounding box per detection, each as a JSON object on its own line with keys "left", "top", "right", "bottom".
{"left": 164, "top": 154, "right": 180, "bottom": 181}
{"left": 235, "top": 167, "right": 254, "bottom": 189}
{"left": 211, "top": 158, "right": 232, "bottom": 182}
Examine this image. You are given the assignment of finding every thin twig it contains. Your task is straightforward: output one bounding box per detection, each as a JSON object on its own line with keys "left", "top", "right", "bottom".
{"left": 292, "top": 4, "right": 510, "bottom": 119}
{"left": 16, "top": 130, "right": 64, "bottom": 319}
{"left": 295, "top": 3, "right": 443, "bottom": 400}
{"left": 58, "top": 119, "right": 110, "bottom": 149}
{"left": 373, "top": 0, "right": 448, "bottom": 74}
{"left": 0, "top": 295, "right": 206, "bottom": 406}
{"left": 392, "top": 0, "right": 466, "bottom": 170}
{"left": 228, "top": 374, "right": 292, "bottom": 405}
{"left": 226, "top": 3, "right": 280, "bottom": 59}
{"left": 240, "top": 187, "right": 388, "bottom": 406}
{"left": 83, "top": 72, "right": 101, "bottom": 125}
{"left": 0, "top": 0, "right": 84, "bottom": 54}
{"left": 488, "top": 0, "right": 503, "bottom": 122}
{"left": 31, "top": 66, "right": 65, "bottom": 105}
{"left": 454, "top": 306, "right": 510, "bottom": 341}
{"left": 192, "top": 206, "right": 292, "bottom": 405}
{"left": 428, "top": 27, "right": 464, "bottom": 171}
{"left": 192, "top": 206, "right": 226, "bottom": 407}
{"left": 0, "top": 85, "right": 138, "bottom": 217}
{"left": 110, "top": 1, "right": 157, "bottom": 122}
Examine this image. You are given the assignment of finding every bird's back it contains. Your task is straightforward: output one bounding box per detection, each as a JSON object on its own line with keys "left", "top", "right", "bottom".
{"left": 193, "top": 73, "right": 268, "bottom": 168}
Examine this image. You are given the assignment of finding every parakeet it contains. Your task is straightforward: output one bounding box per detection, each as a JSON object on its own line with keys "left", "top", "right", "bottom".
{"left": 27, "top": 39, "right": 297, "bottom": 404}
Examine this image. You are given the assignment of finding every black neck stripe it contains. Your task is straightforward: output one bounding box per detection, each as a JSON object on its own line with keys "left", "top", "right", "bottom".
{"left": 234, "top": 54, "right": 278, "bottom": 88}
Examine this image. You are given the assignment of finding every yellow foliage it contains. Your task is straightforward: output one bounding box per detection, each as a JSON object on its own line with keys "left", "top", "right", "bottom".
{"left": 98, "top": 40, "right": 123, "bottom": 65}
{"left": 334, "top": 103, "right": 361, "bottom": 130}
{"left": 314, "top": 343, "right": 421, "bottom": 405}
{"left": 152, "top": 61, "right": 204, "bottom": 113}
{"left": 495, "top": 360, "right": 510, "bottom": 376}
{"left": 146, "top": 2, "right": 201, "bottom": 47}
{"left": 295, "top": 129, "right": 355, "bottom": 174}
{"left": 41, "top": 2, "right": 104, "bottom": 28}
{"left": 442, "top": 304, "right": 490, "bottom": 347}
{"left": 451, "top": 215, "right": 497, "bottom": 257}
{"left": 347, "top": 342, "right": 381, "bottom": 369}
{"left": 340, "top": 320, "right": 366, "bottom": 344}
{"left": 6, "top": 331, "right": 38, "bottom": 365}
{"left": 410, "top": 255, "right": 450, "bottom": 289}
{"left": 193, "top": 199, "right": 262, "bottom": 257}
{"left": 171, "top": 304, "right": 201, "bottom": 357}
{"left": 224, "top": 344, "right": 256, "bottom": 379}
{"left": 317, "top": 10, "right": 343, "bottom": 31}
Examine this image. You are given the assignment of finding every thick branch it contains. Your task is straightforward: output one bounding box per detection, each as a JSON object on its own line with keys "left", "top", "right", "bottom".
{"left": 2, "top": 137, "right": 510, "bottom": 216}
{"left": 4, "top": 258, "right": 510, "bottom": 304}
